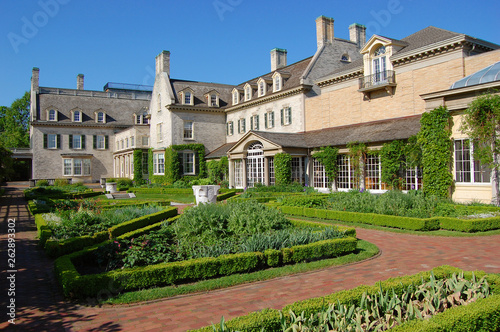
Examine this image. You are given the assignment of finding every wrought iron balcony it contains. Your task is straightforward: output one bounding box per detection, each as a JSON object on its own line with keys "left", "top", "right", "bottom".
{"left": 358, "top": 70, "right": 396, "bottom": 99}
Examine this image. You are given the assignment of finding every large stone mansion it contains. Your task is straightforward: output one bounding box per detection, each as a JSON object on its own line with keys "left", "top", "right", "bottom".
{"left": 28, "top": 16, "right": 500, "bottom": 203}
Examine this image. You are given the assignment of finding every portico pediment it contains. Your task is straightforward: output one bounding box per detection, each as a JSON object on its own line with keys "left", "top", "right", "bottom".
{"left": 227, "top": 131, "right": 283, "bottom": 156}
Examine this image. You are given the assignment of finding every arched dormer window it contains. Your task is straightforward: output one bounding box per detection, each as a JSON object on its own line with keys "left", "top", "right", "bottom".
{"left": 179, "top": 88, "right": 194, "bottom": 105}
{"left": 258, "top": 79, "right": 265, "bottom": 97}
{"left": 47, "top": 109, "right": 57, "bottom": 121}
{"left": 72, "top": 110, "right": 82, "bottom": 122}
{"left": 341, "top": 53, "right": 350, "bottom": 62}
{"left": 142, "top": 111, "right": 149, "bottom": 124}
{"left": 232, "top": 89, "right": 240, "bottom": 105}
{"left": 272, "top": 72, "right": 282, "bottom": 92}
{"left": 204, "top": 90, "right": 220, "bottom": 107}
{"left": 95, "top": 111, "right": 106, "bottom": 124}
{"left": 244, "top": 84, "right": 252, "bottom": 101}
{"left": 185, "top": 91, "right": 192, "bottom": 105}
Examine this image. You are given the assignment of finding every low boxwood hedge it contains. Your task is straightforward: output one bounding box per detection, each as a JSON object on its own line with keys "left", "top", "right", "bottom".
{"left": 128, "top": 188, "right": 193, "bottom": 194}
{"left": 217, "top": 190, "right": 238, "bottom": 201}
{"left": 54, "top": 234, "right": 357, "bottom": 299}
{"left": 41, "top": 207, "right": 178, "bottom": 258}
{"left": 191, "top": 266, "right": 500, "bottom": 332}
{"left": 438, "top": 216, "right": 500, "bottom": 232}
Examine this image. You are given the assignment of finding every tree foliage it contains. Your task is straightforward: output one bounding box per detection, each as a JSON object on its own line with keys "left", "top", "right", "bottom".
{"left": 380, "top": 140, "right": 406, "bottom": 189}
{"left": 274, "top": 152, "right": 292, "bottom": 185}
{"left": 417, "top": 106, "right": 453, "bottom": 198}
{"left": 133, "top": 149, "right": 144, "bottom": 185}
{"left": 313, "top": 146, "right": 339, "bottom": 187}
{"left": 0, "top": 91, "right": 30, "bottom": 148}
{"left": 0, "top": 145, "right": 14, "bottom": 182}
{"left": 207, "top": 156, "right": 228, "bottom": 184}
{"left": 347, "top": 141, "right": 368, "bottom": 189}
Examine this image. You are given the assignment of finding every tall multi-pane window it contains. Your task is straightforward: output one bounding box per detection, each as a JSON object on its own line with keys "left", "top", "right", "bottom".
{"left": 97, "top": 112, "right": 105, "bottom": 123}
{"left": 153, "top": 153, "right": 165, "bottom": 174}
{"left": 157, "top": 123, "right": 163, "bottom": 142}
{"left": 268, "top": 157, "right": 275, "bottom": 186}
{"left": 281, "top": 107, "right": 292, "bottom": 125}
{"left": 372, "top": 45, "right": 387, "bottom": 83}
{"left": 184, "top": 121, "right": 193, "bottom": 139}
{"left": 48, "top": 109, "right": 57, "bottom": 121}
{"left": 238, "top": 118, "right": 246, "bottom": 134}
{"left": 251, "top": 115, "right": 259, "bottom": 130}
{"left": 232, "top": 91, "right": 239, "bottom": 105}
{"left": 291, "top": 157, "right": 305, "bottom": 184}
{"left": 72, "top": 135, "right": 82, "bottom": 149}
{"left": 47, "top": 134, "right": 58, "bottom": 149}
{"left": 404, "top": 167, "right": 423, "bottom": 190}
{"left": 182, "top": 152, "right": 195, "bottom": 174}
{"left": 73, "top": 110, "right": 81, "bottom": 122}
{"left": 63, "top": 159, "right": 72, "bottom": 176}
{"left": 365, "top": 154, "right": 386, "bottom": 190}
{"left": 265, "top": 111, "right": 275, "bottom": 129}
{"left": 142, "top": 152, "right": 149, "bottom": 175}
{"left": 455, "top": 139, "right": 491, "bottom": 183}
{"left": 245, "top": 86, "right": 251, "bottom": 101}
{"left": 274, "top": 75, "right": 281, "bottom": 91}
{"left": 258, "top": 81, "right": 265, "bottom": 97}
{"left": 337, "top": 154, "right": 355, "bottom": 189}
{"left": 313, "top": 158, "right": 329, "bottom": 189}
{"left": 234, "top": 160, "right": 243, "bottom": 188}
{"left": 95, "top": 135, "right": 107, "bottom": 150}
{"left": 226, "top": 121, "right": 234, "bottom": 136}
{"left": 210, "top": 94, "right": 218, "bottom": 106}
{"left": 184, "top": 91, "right": 192, "bottom": 105}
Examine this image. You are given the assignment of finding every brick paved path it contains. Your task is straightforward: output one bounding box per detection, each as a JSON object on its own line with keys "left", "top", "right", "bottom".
{"left": 1, "top": 186, "right": 499, "bottom": 331}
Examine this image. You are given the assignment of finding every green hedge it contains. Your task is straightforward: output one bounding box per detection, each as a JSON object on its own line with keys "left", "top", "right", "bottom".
{"left": 34, "top": 214, "right": 52, "bottom": 247}
{"left": 192, "top": 266, "right": 499, "bottom": 332}
{"left": 128, "top": 188, "right": 193, "bottom": 194}
{"left": 289, "top": 219, "right": 356, "bottom": 238}
{"left": 280, "top": 206, "right": 440, "bottom": 231}
{"left": 54, "top": 236, "right": 357, "bottom": 299}
{"left": 438, "top": 216, "right": 500, "bottom": 232}
{"left": 42, "top": 207, "right": 178, "bottom": 258}
{"left": 217, "top": 190, "right": 238, "bottom": 201}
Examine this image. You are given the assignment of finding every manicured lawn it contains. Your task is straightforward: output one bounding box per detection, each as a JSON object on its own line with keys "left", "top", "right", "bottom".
{"left": 131, "top": 193, "right": 194, "bottom": 204}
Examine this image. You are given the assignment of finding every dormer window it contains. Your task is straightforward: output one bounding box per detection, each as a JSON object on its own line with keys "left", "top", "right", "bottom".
{"left": 274, "top": 75, "right": 281, "bottom": 92}
{"left": 210, "top": 94, "right": 217, "bottom": 106}
{"left": 244, "top": 84, "right": 252, "bottom": 101}
{"left": 72, "top": 110, "right": 82, "bottom": 122}
{"left": 204, "top": 90, "right": 220, "bottom": 107}
{"left": 372, "top": 45, "right": 387, "bottom": 83}
{"left": 341, "top": 53, "right": 350, "bottom": 62}
{"left": 258, "top": 80, "right": 265, "bottom": 97}
{"left": 48, "top": 109, "right": 57, "bottom": 121}
{"left": 142, "top": 111, "right": 149, "bottom": 124}
{"left": 232, "top": 89, "right": 240, "bottom": 105}
{"left": 180, "top": 89, "right": 194, "bottom": 105}
{"left": 95, "top": 111, "right": 106, "bottom": 123}
{"left": 185, "top": 91, "right": 192, "bottom": 105}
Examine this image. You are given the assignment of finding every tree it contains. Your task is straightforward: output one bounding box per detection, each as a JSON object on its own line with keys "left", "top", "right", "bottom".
{"left": 0, "top": 91, "right": 30, "bottom": 148}
{"left": 0, "top": 144, "right": 14, "bottom": 183}
{"left": 460, "top": 92, "right": 500, "bottom": 206}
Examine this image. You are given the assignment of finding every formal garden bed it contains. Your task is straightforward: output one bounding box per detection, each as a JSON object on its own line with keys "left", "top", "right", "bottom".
{"left": 195, "top": 265, "right": 500, "bottom": 332}
{"left": 54, "top": 201, "right": 358, "bottom": 299}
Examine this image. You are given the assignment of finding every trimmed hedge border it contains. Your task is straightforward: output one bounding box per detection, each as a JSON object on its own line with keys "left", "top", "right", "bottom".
{"left": 217, "top": 190, "right": 239, "bottom": 201}
{"left": 279, "top": 206, "right": 500, "bottom": 232}
{"left": 191, "top": 266, "right": 500, "bottom": 332}
{"left": 128, "top": 188, "right": 193, "bottom": 194}
{"left": 41, "top": 207, "right": 178, "bottom": 258}
{"left": 54, "top": 234, "right": 357, "bottom": 299}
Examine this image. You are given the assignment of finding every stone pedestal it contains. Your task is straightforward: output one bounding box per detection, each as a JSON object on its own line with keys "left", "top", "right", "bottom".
{"left": 192, "top": 185, "right": 221, "bottom": 205}
{"left": 105, "top": 182, "right": 118, "bottom": 193}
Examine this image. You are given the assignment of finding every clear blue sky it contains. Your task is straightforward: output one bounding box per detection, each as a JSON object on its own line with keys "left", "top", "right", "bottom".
{"left": 1, "top": 0, "right": 499, "bottom": 107}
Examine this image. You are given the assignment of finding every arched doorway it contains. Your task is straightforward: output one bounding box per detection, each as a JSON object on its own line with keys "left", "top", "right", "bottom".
{"left": 246, "top": 141, "right": 264, "bottom": 187}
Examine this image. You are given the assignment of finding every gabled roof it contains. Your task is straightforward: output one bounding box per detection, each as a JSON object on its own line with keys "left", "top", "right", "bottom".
{"left": 170, "top": 79, "right": 233, "bottom": 108}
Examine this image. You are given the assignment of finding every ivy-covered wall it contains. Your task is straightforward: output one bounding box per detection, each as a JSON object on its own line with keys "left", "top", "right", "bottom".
{"left": 132, "top": 149, "right": 144, "bottom": 184}
{"left": 313, "top": 146, "right": 339, "bottom": 188}
{"left": 274, "top": 152, "right": 292, "bottom": 185}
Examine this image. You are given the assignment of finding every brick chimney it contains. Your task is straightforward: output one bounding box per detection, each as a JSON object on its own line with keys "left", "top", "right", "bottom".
{"left": 155, "top": 50, "right": 170, "bottom": 75}
{"left": 271, "top": 48, "right": 287, "bottom": 71}
{"left": 349, "top": 23, "right": 366, "bottom": 49}
{"left": 316, "top": 16, "right": 334, "bottom": 49}
{"left": 31, "top": 67, "right": 40, "bottom": 121}
{"left": 77, "top": 74, "right": 84, "bottom": 90}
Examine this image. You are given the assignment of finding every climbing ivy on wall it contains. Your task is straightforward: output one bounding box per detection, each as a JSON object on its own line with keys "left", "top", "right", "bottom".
{"left": 165, "top": 147, "right": 180, "bottom": 184}
{"left": 313, "top": 146, "right": 339, "bottom": 187}
{"left": 207, "top": 156, "right": 228, "bottom": 183}
{"left": 274, "top": 152, "right": 292, "bottom": 185}
{"left": 380, "top": 140, "right": 406, "bottom": 189}
{"left": 172, "top": 143, "right": 207, "bottom": 178}
{"left": 417, "top": 106, "right": 453, "bottom": 198}
{"left": 133, "top": 149, "right": 144, "bottom": 185}
{"left": 347, "top": 141, "right": 368, "bottom": 189}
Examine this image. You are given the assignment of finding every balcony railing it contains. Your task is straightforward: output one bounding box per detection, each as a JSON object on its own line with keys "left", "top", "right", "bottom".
{"left": 359, "top": 70, "right": 396, "bottom": 90}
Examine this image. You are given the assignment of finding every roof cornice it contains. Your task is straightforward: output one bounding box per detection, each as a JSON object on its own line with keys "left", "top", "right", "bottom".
{"left": 167, "top": 105, "right": 225, "bottom": 113}
{"left": 316, "top": 68, "right": 363, "bottom": 88}
{"left": 420, "top": 80, "right": 500, "bottom": 100}
{"left": 31, "top": 121, "right": 130, "bottom": 129}
{"left": 225, "top": 85, "right": 311, "bottom": 113}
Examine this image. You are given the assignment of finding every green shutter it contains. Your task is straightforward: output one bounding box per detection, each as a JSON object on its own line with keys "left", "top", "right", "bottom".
{"left": 69, "top": 135, "right": 73, "bottom": 149}
{"left": 43, "top": 134, "right": 47, "bottom": 149}
{"left": 93, "top": 135, "right": 97, "bottom": 149}
{"left": 264, "top": 113, "right": 268, "bottom": 129}
{"left": 271, "top": 111, "right": 275, "bottom": 127}
{"left": 242, "top": 119, "right": 246, "bottom": 132}
{"left": 56, "top": 134, "right": 61, "bottom": 149}
{"left": 105, "top": 135, "right": 109, "bottom": 149}
{"left": 230, "top": 122, "right": 233, "bottom": 135}
{"left": 238, "top": 120, "right": 241, "bottom": 133}
{"left": 81, "top": 135, "right": 86, "bottom": 149}
{"left": 226, "top": 123, "right": 229, "bottom": 136}
{"left": 281, "top": 109, "right": 284, "bottom": 125}
{"left": 256, "top": 115, "right": 259, "bottom": 130}
{"left": 250, "top": 116, "right": 253, "bottom": 130}
{"left": 288, "top": 107, "right": 292, "bottom": 124}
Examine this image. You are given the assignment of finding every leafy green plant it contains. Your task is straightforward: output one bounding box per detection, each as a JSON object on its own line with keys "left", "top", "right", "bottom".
{"left": 274, "top": 153, "right": 292, "bottom": 186}
{"left": 133, "top": 149, "right": 144, "bottom": 185}
{"left": 313, "top": 146, "right": 339, "bottom": 188}
{"left": 347, "top": 141, "right": 368, "bottom": 189}
{"left": 380, "top": 140, "right": 406, "bottom": 189}
{"left": 37, "top": 179, "right": 49, "bottom": 187}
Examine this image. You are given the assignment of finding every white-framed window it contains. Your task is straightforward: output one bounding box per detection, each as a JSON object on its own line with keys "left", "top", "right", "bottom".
{"left": 126, "top": 138, "right": 129, "bottom": 148}
{"left": 142, "top": 112, "right": 149, "bottom": 124}
{"left": 69, "top": 134, "right": 84, "bottom": 150}
{"left": 96, "top": 111, "right": 106, "bottom": 123}
{"left": 153, "top": 152, "right": 165, "bottom": 175}
{"left": 63, "top": 158, "right": 91, "bottom": 176}
{"left": 268, "top": 157, "right": 275, "bottom": 186}
{"left": 238, "top": 118, "right": 246, "bottom": 134}
{"left": 142, "top": 152, "right": 149, "bottom": 175}
{"left": 234, "top": 159, "right": 243, "bottom": 188}
{"left": 454, "top": 139, "right": 491, "bottom": 183}
{"left": 135, "top": 114, "right": 142, "bottom": 124}
{"left": 181, "top": 152, "right": 195, "bottom": 175}
{"left": 121, "top": 140, "right": 124, "bottom": 150}
{"left": 281, "top": 107, "right": 292, "bottom": 126}
{"left": 365, "top": 154, "right": 387, "bottom": 190}
{"left": 48, "top": 109, "right": 57, "bottom": 121}
{"left": 157, "top": 123, "right": 163, "bottom": 142}
{"left": 226, "top": 121, "right": 234, "bottom": 136}
{"left": 244, "top": 84, "right": 252, "bottom": 101}
{"left": 372, "top": 45, "right": 387, "bottom": 83}
{"left": 183, "top": 121, "right": 193, "bottom": 139}
{"left": 250, "top": 115, "right": 259, "bottom": 130}
{"left": 258, "top": 79, "right": 266, "bottom": 97}
{"left": 273, "top": 73, "right": 281, "bottom": 92}
{"left": 313, "top": 158, "right": 329, "bottom": 189}
{"left": 404, "top": 166, "right": 423, "bottom": 190}
{"left": 337, "top": 154, "right": 355, "bottom": 189}
{"left": 125, "top": 155, "right": 129, "bottom": 176}
{"left": 291, "top": 157, "right": 305, "bottom": 184}
{"left": 94, "top": 135, "right": 108, "bottom": 150}
{"left": 44, "top": 133, "right": 60, "bottom": 149}
{"left": 142, "top": 136, "right": 149, "bottom": 146}
{"left": 131, "top": 136, "right": 135, "bottom": 147}
{"left": 264, "top": 111, "right": 275, "bottom": 129}
{"left": 72, "top": 110, "right": 81, "bottom": 122}
{"left": 184, "top": 91, "right": 192, "bottom": 105}
{"left": 210, "top": 94, "right": 218, "bottom": 107}
{"left": 232, "top": 90, "right": 239, "bottom": 105}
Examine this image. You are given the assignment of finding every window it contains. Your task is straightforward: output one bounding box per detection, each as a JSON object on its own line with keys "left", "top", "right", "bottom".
{"left": 264, "top": 111, "right": 275, "bottom": 129}
{"left": 365, "top": 154, "right": 387, "bottom": 190}
{"left": 291, "top": 157, "right": 305, "bottom": 184}
{"left": 44, "top": 134, "right": 60, "bottom": 149}
{"left": 258, "top": 80, "right": 265, "bottom": 97}
{"left": 121, "top": 140, "right": 124, "bottom": 150}
{"left": 210, "top": 94, "right": 218, "bottom": 107}
{"left": 126, "top": 138, "right": 129, "bottom": 148}
{"left": 153, "top": 153, "right": 165, "bottom": 174}
{"left": 63, "top": 158, "right": 90, "bottom": 176}
{"left": 232, "top": 90, "right": 239, "bottom": 105}
{"left": 157, "top": 123, "right": 163, "bottom": 142}
{"left": 238, "top": 118, "right": 246, "bottom": 134}
{"left": 404, "top": 166, "right": 423, "bottom": 190}
{"left": 73, "top": 110, "right": 81, "bottom": 122}
{"left": 48, "top": 109, "right": 57, "bottom": 121}
{"left": 454, "top": 139, "right": 491, "bottom": 183}
{"left": 142, "top": 112, "right": 149, "bottom": 124}
{"left": 372, "top": 45, "right": 387, "bottom": 83}
{"left": 251, "top": 115, "right": 259, "bottom": 130}
{"left": 184, "top": 91, "right": 192, "bottom": 105}
{"left": 69, "top": 134, "right": 85, "bottom": 149}
{"left": 268, "top": 157, "right": 275, "bottom": 186}
{"left": 142, "top": 152, "right": 149, "bottom": 175}
{"left": 183, "top": 121, "right": 193, "bottom": 139}
{"left": 93, "top": 135, "right": 108, "bottom": 150}
{"left": 135, "top": 114, "right": 142, "bottom": 124}
{"left": 226, "top": 121, "right": 234, "bottom": 136}
{"left": 234, "top": 159, "right": 243, "bottom": 188}
{"left": 313, "top": 158, "right": 329, "bottom": 189}
{"left": 273, "top": 74, "right": 281, "bottom": 92}
{"left": 96, "top": 111, "right": 106, "bottom": 123}
{"left": 244, "top": 85, "right": 252, "bottom": 101}
{"left": 337, "top": 154, "right": 355, "bottom": 189}
{"left": 142, "top": 136, "right": 149, "bottom": 146}
{"left": 341, "top": 54, "right": 350, "bottom": 62}
{"left": 131, "top": 136, "right": 135, "bottom": 147}
{"left": 181, "top": 152, "right": 195, "bottom": 174}
{"left": 281, "top": 107, "right": 292, "bottom": 126}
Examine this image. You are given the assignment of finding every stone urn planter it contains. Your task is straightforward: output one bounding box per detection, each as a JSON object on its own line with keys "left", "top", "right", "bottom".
{"left": 192, "top": 185, "right": 220, "bottom": 206}
{"left": 105, "top": 182, "right": 118, "bottom": 194}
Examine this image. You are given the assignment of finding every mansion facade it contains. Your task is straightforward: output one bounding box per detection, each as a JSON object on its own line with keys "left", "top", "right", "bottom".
{"left": 29, "top": 16, "right": 500, "bottom": 203}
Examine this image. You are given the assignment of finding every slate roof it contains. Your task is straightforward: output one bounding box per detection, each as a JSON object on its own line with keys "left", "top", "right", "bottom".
{"left": 170, "top": 79, "right": 234, "bottom": 108}
{"left": 205, "top": 142, "right": 236, "bottom": 159}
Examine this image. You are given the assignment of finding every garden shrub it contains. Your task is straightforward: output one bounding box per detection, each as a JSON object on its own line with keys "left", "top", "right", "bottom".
{"left": 274, "top": 153, "right": 292, "bottom": 185}
{"left": 438, "top": 216, "right": 500, "bottom": 232}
